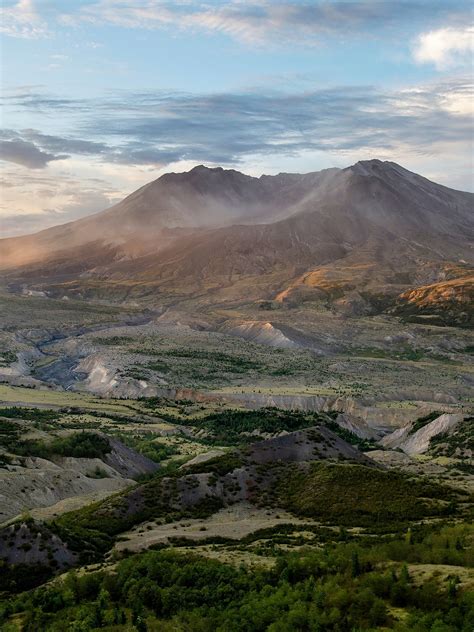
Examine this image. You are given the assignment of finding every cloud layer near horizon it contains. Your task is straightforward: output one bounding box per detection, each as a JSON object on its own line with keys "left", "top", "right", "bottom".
{"left": 2, "top": 79, "right": 472, "bottom": 169}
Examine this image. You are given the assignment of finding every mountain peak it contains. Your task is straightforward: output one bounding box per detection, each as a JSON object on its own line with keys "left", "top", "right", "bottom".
{"left": 158, "top": 164, "right": 249, "bottom": 187}
{"left": 189, "top": 164, "right": 225, "bottom": 173}
{"left": 347, "top": 159, "right": 418, "bottom": 180}
{"left": 349, "top": 159, "right": 393, "bottom": 175}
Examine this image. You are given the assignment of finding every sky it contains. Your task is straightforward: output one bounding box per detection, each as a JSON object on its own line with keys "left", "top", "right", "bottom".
{"left": 0, "top": 1, "right": 473, "bottom": 237}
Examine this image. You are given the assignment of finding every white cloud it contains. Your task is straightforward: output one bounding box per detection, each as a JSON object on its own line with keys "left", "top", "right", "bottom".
{"left": 0, "top": 0, "right": 47, "bottom": 39}
{"left": 413, "top": 26, "right": 474, "bottom": 69}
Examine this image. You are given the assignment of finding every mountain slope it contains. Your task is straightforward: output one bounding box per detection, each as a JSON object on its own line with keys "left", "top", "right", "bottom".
{"left": 1, "top": 160, "right": 472, "bottom": 314}
{"left": 0, "top": 165, "right": 339, "bottom": 270}
{"left": 392, "top": 273, "right": 474, "bottom": 327}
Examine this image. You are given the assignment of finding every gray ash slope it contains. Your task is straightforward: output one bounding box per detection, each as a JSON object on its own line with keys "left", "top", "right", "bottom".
{"left": 1, "top": 160, "right": 472, "bottom": 316}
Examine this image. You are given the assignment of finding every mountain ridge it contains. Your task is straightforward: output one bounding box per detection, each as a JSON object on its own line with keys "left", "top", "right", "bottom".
{"left": 1, "top": 159, "right": 472, "bottom": 320}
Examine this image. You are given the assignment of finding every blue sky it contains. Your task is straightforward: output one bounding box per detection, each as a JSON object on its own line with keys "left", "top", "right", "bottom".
{"left": 1, "top": 1, "right": 473, "bottom": 236}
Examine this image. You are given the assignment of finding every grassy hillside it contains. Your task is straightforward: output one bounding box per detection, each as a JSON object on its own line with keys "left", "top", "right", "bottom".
{"left": 278, "top": 462, "right": 462, "bottom": 526}
{"left": 14, "top": 438, "right": 467, "bottom": 573}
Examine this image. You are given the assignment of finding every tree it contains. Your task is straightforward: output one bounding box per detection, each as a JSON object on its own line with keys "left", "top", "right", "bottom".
{"left": 351, "top": 551, "right": 361, "bottom": 577}
{"left": 368, "top": 599, "right": 387, "bottom": 627}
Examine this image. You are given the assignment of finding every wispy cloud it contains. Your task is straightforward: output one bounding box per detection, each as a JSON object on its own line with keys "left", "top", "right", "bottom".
{"left": 2, "top": 1, "right": 471, "bottom": 45}
{"left": 2, "top": 79, "right": 471, "bottom": 168}
{"left": 20, "top": 130, "right": 109, "bottom": 156}
{"left": 62, "top": 1, "right": 471, "bottom": 44}
{"left": 413, "top": 26, "right": 474, "bottom": 69}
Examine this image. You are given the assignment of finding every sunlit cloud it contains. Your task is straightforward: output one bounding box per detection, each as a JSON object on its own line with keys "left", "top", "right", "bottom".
{"left": 3, "top": 78, "right": 471, "bottom": 167}
{"left": 0, "top": 0, "right": 48, "bottom": 39}
{"left": 413, "top": 26, "right": 474, "bottom": 69}
{"left": 0, "top": 162, "right": 126, "bottom": 236}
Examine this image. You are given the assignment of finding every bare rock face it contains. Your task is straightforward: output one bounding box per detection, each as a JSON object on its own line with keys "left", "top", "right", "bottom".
{"left": 74, "top": 354, "right": 165, "bottom": 397}
{"left": 333, "top": 413, "right": 380, "bottom": 440}
{"left": 220, "top": 392, "right": 434, "bottom": 434}
{"left": 0, "top": 459, "right": 131, "bottom": 524}
{"left": 380, "top": 413, "right": 464, "bottom": 455}
{"left": 221, "top": 321, "right": 300, "bottom": 350}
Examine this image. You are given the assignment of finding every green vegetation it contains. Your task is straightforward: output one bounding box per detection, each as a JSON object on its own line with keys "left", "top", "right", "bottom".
{"left": 0, "top": 425, "right": 111, "bottom": 460}
{"left": 409, "top": 411, "right": 442, "bottom": 435}
{"left": 123, "top": 335, "right": 333, "bottom": 388}
{"left": 42, "top": 432, "right": 111, "bottom": 459}
{"left": 148, "top": 347, "right": 261, "bottom": 370}
{"left": 185, "top": 452, "right": 244, "bottom": 476}
{"left": 0, "top": 560, "right": 55, "bottom": 595}
{"left": 350, "top": 346, "right": 426, "bottom": 362}
{"left": 349, "top": 345, "right": 457, "bottom": 365}
{"left": 2, "top": 523, "right": 473, "bottom": 631}
{"left": 94, "top": 336, "right": 135, "bottom": 346}
{"left": 48, "top": 465, "right": 225, "bottom": 561}
{"left": 324, "top": 419, "right": 377, "bottom": 451}
{"left": 86, "top": 465, "right": 110, "bottom": 479}
{"left": 40, "top": 450, "right": 469, "bottom": 571}
{"left": 429, "top": 417, "right": 474, "bottom": 458}
{"left": 111, "top": 431, "right": 178, "bottom": 463}
{"left": 159, "top": 407, "right": 361, "bottom": 448}
{"left": 135, "top": 346, "right": 265, "bottom": 385}
{"left": 0, "top": 350, "right": 17, "bottom": 366}
{"left": 279, "top": 462, "right": 462, "bottom": 526}
{"left": 0, "top": 418, "right": 22, "bottom": 453}
{"left": 0, "top": 407, "right": 59, "bottom": 423}
{"left": 181, "top": 407, "right": 376, "bottom": 450}
{"left": 396, "top": 301, "right": 474, "bottom": 329}
{"left": 183, "top": 408, "right": 332, "bottom": 445}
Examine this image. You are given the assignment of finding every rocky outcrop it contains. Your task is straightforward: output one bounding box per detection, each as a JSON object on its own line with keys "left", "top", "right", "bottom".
{"left": 333, "top": 413, "right": 380, "bottom": 440}
{"left": 74, "top": 353, "right": 163, "bottom": 397}
{"left": 244, "top": 427, "right": 376, "bottom": 466}
{"left": 220, "top": 321, "right": 300, "bottom": 350}
{"left": 380, "top": 413, "right": 464, "bottom": 455}
{"left": 0, "top": 459, "right": 132, "bottom": 524}
{"left": 392, "top": 275, "right": 474, "bottom": 327}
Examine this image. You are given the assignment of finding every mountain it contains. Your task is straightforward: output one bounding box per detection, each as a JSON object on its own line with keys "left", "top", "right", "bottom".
{"left": 1, "top": 160, "right": 472, "bottom": 315}
{"left": 0, "top": 165, "right": 339, "bottom": 269}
